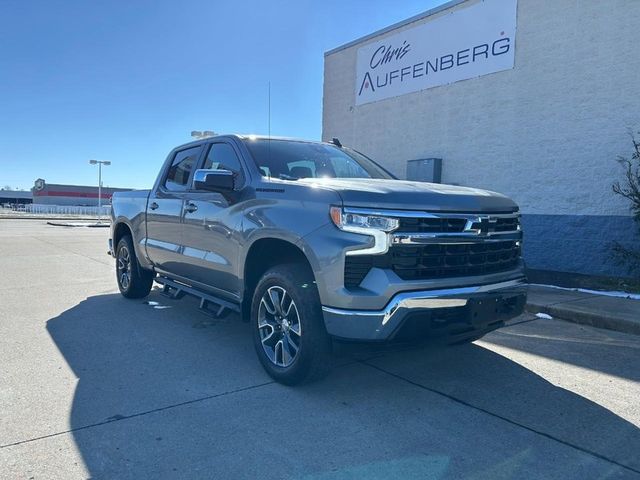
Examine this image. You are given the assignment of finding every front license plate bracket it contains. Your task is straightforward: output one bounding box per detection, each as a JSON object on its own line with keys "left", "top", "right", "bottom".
{"left": 466, "top": 297, "right": 502, "bottom": 326}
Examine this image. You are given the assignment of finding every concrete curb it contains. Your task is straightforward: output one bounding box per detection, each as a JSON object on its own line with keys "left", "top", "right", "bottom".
{"left": 526, "top": 286, "right": 640, "bottom": 336}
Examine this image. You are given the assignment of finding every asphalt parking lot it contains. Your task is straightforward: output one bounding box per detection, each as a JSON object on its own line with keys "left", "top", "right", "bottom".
{"left": 1, "top": 219, "right": 639, "bottom": 479}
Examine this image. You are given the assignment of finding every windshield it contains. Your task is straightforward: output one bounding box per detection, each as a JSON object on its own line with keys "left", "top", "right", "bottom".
{"left": 243, "top": 139, "right": 394, "bottom": 180}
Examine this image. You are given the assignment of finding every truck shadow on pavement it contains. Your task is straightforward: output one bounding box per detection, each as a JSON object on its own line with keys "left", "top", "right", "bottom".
{"left": 46, "top": 291, "right": 640, "bottom": 479}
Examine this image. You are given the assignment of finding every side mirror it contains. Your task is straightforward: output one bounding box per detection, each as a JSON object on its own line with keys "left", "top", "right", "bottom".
{"left": 193, "top": 169, "right": 234, "bottom": 191}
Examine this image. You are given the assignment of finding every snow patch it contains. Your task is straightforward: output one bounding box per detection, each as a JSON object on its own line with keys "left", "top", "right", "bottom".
{"left": 530, "top": 283, "right": 640, "bottom": 301}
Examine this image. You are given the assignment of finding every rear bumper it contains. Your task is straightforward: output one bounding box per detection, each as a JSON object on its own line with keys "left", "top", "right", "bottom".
{"left": 321, "top": 278, "right": 527, "bottom": 341}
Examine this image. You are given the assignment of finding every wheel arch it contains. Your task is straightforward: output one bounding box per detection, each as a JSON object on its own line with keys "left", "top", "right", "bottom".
{"left": 241, "top": 237, "right": 318, "bottom": 319}
{"left": 112, "top": 218, "right": 153, "bottom": 271}
{"left": 112, "top": 220, "right": 133, "bottom": 250}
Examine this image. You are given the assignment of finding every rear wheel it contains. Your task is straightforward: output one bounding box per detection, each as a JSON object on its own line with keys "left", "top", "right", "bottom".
{"left": 251, "top": 264, "right": 332, "bottom": 385}
{"left": 116, "top": 234, "right": 154, "bottom": 299}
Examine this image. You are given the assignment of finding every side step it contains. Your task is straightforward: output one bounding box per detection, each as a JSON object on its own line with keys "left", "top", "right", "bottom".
{"left": 155, "top": 276, "right": 240, "bottom": 318}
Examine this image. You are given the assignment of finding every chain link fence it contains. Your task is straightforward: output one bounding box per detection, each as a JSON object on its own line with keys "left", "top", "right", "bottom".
{"left": 2, "top": 204, "right": 111, "bottom": 217}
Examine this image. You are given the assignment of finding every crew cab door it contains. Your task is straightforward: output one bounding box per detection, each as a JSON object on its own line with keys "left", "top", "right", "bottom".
{"left": 180, "top": 141, "right": 246, "bottom": 297}
{"left": 145, "top": 145, "right": 203, "bottom": 275}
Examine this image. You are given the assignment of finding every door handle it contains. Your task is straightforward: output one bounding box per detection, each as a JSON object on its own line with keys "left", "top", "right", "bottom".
{"left": 184, "top": 202, "right": 198, "bottom": 213}
{"left": 149, "top": 202, "right": 159, "bottom": 210}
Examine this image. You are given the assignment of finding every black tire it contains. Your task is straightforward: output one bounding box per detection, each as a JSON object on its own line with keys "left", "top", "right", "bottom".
{"left": 251, "top": 264, "right": 332, "bottom": 385}
{"left": 115, "top": 234, "right": 154, "bottom": 299}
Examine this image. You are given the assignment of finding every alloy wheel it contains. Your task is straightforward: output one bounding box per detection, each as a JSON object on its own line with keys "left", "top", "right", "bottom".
{"left": 117, "top": 245, "right": 132, "bottom": 290}
{"left": 258, "top": 286, "right": 302, "bottom": 367}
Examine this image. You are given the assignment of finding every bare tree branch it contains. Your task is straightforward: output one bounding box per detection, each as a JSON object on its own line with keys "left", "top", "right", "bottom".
{"left": 611, "top": 132, "right": 640, "bottom": 276}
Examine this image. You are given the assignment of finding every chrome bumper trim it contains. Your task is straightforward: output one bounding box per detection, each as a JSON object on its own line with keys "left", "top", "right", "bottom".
{"left": 321, "top": 278, "right": 527, "bottom": 339}
{"left": 392, "top": 232, "right": 522, "bottom": 245}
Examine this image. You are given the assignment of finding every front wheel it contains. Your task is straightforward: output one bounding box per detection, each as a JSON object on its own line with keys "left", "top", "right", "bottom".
{"left": 115, "top": 234, "right": 154, "bottom": 299}
{"left": 251, "top": 264, "right": 332, "bottom": 385}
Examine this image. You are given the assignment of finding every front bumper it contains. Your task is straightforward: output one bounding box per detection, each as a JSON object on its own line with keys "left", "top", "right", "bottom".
{"left": 321, "top": 278, "right": 527, "bottom": 341}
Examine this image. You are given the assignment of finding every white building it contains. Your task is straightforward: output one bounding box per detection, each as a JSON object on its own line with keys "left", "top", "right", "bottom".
{"left": 322, "top": 0, "right": 640, "bottom": 281}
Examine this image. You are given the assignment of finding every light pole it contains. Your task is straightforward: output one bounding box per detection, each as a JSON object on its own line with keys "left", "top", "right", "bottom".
{"left": 89, "top": 160, "right": 111, "bottom": 222}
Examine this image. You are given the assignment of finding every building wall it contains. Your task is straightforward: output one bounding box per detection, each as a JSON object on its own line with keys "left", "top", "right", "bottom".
{"left": 0, "top": 190, "right": 32, "bottom": 205}
{"left": 322, "top": 0, "right": 640, "bottom": 277}
{"left": 32, "top": 183, "right": 130, "bottom": 206}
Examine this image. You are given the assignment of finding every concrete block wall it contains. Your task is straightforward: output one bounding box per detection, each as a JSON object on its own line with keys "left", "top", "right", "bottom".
{"left": 322, "top": 0, "right": 640, "bottom": 278}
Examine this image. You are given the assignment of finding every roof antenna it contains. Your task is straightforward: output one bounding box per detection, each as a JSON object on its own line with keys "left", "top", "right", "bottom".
{"left": 268, "top": 81, "right": 272, "bottom": 179}
{"left": 331, "top": 137, "right": 342, "bottom": 148}
{"left": 268, "top": 81, "right": 271, "bottom": 141}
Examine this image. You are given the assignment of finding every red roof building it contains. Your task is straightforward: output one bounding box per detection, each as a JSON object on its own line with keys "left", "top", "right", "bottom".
{"left": 31, "top": 178, "right": 131, "bottom": 206}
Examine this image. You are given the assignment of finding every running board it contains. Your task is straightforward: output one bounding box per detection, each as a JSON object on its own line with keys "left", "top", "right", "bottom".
{"left": 155, "top": 276, "right": 240, "bottom": 318}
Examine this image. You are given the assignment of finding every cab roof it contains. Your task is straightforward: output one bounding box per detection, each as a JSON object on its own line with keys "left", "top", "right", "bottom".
{"left": 172, "top": 134, "right": 335, "bottom": 151}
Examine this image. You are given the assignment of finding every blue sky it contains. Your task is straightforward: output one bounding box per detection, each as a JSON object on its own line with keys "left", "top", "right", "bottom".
{"left": 0, "top": 0, "right": 444, "bottom": 190}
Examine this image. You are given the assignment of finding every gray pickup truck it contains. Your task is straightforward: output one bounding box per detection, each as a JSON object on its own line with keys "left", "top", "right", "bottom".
{"left": 110, "top": 135, "right": 526, "bottom": 384}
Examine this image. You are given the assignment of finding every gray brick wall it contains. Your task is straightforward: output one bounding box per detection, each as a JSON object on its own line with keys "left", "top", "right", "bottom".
{"left": 522, "top": 214, "right": 638, "bottom": 276}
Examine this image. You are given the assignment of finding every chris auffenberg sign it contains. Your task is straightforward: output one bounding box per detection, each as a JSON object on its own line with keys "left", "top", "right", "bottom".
{"left": 355, "top": 0, "right": 517, "bottom": 105}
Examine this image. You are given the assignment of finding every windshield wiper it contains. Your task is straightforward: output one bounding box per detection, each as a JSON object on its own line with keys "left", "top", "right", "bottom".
{"left": 277, "top": 174, "right": 299, "bottom": 181}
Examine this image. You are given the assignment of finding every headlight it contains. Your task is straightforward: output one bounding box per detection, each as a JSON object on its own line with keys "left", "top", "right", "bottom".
{"left": 330, "top": 207, "right": 399, "bottom": 255}
{"left": 330, "top": 207, "right": 399, "bottom": 232}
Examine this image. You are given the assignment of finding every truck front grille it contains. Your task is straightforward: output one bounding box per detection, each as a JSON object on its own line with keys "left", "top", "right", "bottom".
{"left": 344, "top": 240, "right": 521, "bottom": 288}
{"left": 389, "top": 240, "right": 521, "bottom": 280}
{"left": 396, "top": 217, "right": 467, "bottom": 233}
{"left": 343, "top": 212, "right": 522, "bottom": 288}
{"left": 396, "top": 215, "right": 519, "bottom": 233}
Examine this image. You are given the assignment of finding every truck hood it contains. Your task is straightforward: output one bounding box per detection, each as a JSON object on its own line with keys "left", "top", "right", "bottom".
{"left": 299, "top": 178, "right": 517, "bottom": 212}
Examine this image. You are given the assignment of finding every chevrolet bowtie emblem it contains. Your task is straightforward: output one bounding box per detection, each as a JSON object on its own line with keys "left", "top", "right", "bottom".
{"left": 465, "top": 216, "right": 498, "bottom": 235}
{"left": 479, "top": 216, "right": 498, "bottom": 234}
